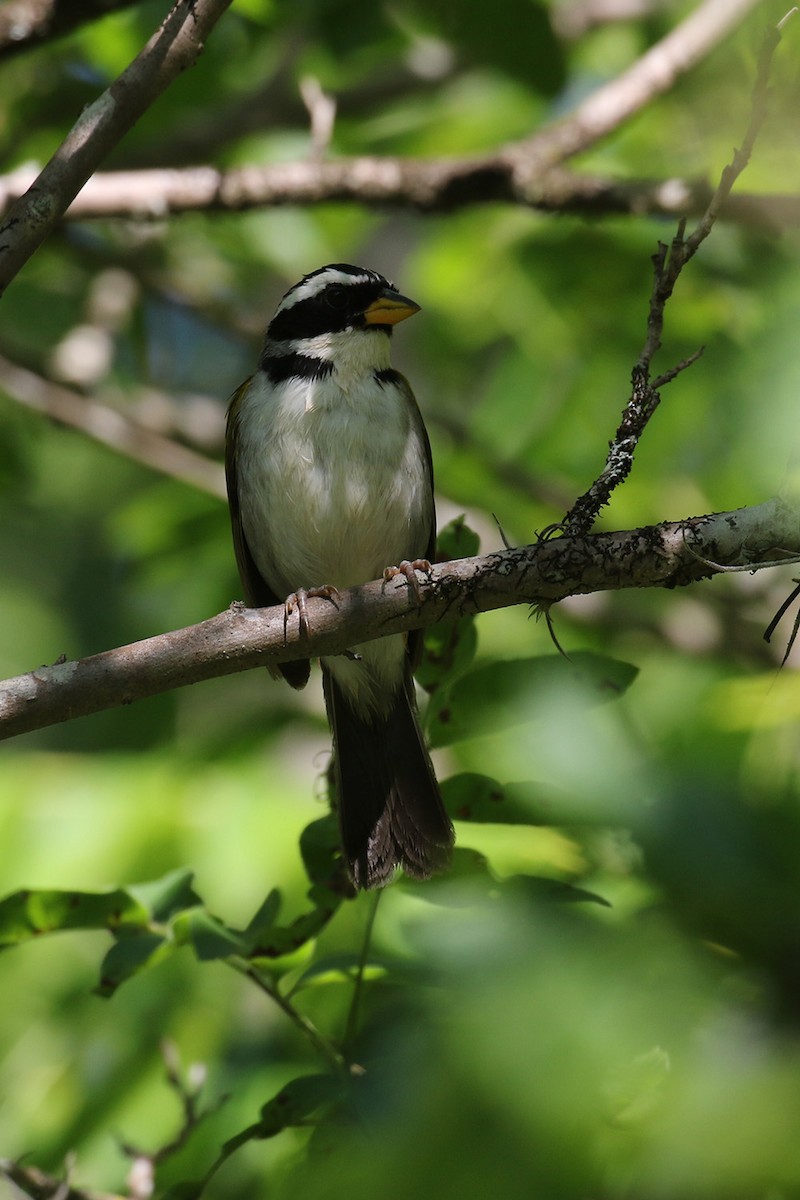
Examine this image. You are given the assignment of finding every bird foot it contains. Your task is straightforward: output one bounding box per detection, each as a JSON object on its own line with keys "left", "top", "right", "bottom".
{"left": 382, "top": 559, "right": 432, "bottom": 605}
{"left": 285, "top": 585, "right": 340, "bottom": 639}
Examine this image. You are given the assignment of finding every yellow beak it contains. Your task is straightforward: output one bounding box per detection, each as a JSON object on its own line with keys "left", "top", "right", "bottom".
{"left": 363, "top": 289, "right": 421, "bottom": 326}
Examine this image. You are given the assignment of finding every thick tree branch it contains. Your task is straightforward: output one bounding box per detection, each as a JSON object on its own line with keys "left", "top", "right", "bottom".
{"left": 0, "top": 161, "right": 795, "bottom": 228}
{"left": 1, "top": 498, "right": 798, "bottom": 742}
{"left": 0, "top": 0, "right": 234, "bottom": 297}
{"left": 0, "top": 0, "right": 778, "bottom": 231}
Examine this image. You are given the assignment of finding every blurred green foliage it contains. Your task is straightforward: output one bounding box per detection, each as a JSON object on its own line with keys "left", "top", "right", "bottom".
{"left": 2, "top": 1, "right": 800, "bottom": 1197}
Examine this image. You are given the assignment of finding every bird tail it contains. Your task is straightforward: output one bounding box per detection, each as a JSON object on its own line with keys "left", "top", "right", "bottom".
{"left": 322, "top": 666, "right": 454, "bottom": 890}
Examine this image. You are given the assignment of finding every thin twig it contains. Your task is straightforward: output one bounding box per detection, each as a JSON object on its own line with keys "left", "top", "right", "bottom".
{"left": 764, "top": 577, "right": 800, "bottom": 666}
{"left": 559, "top": 13, "right": 790, "bottom": 537}
{"left": 229, "top": 959, "right": 347, "bottom": 1076}
{"left": 343, "top": 891, "right": 382, "bottom": 1056}
{"left": 117, "top": 1042, "right": 226, "bottom": 1199}
{"left": 0, "top": 1159, "right": 121, "bottom": 1200}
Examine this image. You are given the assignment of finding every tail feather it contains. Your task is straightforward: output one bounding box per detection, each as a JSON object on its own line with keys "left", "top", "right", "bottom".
{"left": 322, "top": 667, "right": 453, "bottom": 889}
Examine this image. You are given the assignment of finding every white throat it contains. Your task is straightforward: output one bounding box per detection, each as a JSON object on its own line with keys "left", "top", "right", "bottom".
{"left": 274, "top": 329, "right": 393, "bottom": 390}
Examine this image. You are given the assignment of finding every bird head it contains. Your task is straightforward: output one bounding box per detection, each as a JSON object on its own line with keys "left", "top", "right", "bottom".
{"left": 265, "top": 263, "right": 420, "bottom": 344}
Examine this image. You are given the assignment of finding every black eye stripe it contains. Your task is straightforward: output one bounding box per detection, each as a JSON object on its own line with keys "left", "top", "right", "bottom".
{"left": 267, "top": 280, "right": 388, "bottom": 340}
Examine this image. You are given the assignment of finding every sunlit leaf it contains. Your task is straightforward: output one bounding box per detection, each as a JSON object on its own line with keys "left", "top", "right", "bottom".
{"left": 128, "top": 868, "right": 203, "bottom": 923}
{"left": 0, "top": 886, "right": 147, "bottom": 948}
{"left": 172, "top": 907, "right": 246, "bottom": 961}
{"left": 287, "top": 952, "right": 388, "bottom": 996}
{"left": 95, "top": 932, "right": 176, "bottom": 998}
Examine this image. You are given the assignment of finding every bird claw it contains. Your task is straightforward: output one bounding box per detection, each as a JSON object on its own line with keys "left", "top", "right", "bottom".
{"left": 382, "top": 558, "right": 432, "bottom": 605}
{"left": 285, "top": 584, "right": 340, "bottom": 639}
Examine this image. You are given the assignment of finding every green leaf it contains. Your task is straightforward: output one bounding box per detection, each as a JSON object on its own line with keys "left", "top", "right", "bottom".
{"left": 436, "top": 515, "right": 480, "bottom": 561}
{"left": 241, "top": 888, "right": 283, "bottom": 954}
{"left": 215, "top": 1074, "right": 346, "bottom": 1170}
{"left": 0, "top": 886, "right": 147, "bottom": 948}
{"left": 287, "top": 952, "right": 388, "bottom": 996}
{"left": 285, "top": 887, "right": 345, "bottom": 948}
{"left": 258, "top": 1073, "right": 344, "bottom": 1134}
{"left": 402, "top": 846, "right": 494, "bottom": 901}
{"left": 440, "top": 773, "right": 556, "bottom": 825}
{"left": 300, "top": 814, "right": 351, "bottom": 892}
{"left": 244, "top": 885, "right": 343, "bottom": 965}
{"left": 128, "top": 868, "right": 203, "bottom": 923}
{"left": 95, "top": 932, "right": 176, "bottom": 998}
{"left": 428, "top": 652, "right": 639, "bottom": 747}
{"left": 505, "top": 874, "right": 611, "bottom": 908}
{"left": 172, "top": 907, "right": 246, "bottom": 961}
{"left": 418, "top": 616, "right": 478, "bottom": 695}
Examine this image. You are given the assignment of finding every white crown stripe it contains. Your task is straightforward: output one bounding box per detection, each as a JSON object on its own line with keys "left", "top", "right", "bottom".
{"left": 274, "top": 266, "right": 386, "bottom": 315}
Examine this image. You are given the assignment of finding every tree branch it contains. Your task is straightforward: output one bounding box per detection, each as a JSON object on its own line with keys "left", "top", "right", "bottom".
{"left": 0, "top": 0, "right": 779, "bottom": 231}
{"left": 0, "top": 160, "right": 796, "bottom": 227}
{"left": 0, "top": 1157, "right": 121, "bottom": 1200}
{"left": 0, "top": 354, "right": 226, "bottom": 498}
{"left": 553, "top": 0, "right": 673, "bottom": 41}
{"left": 559, "top": 11, "right": 791, "bottom": 535}
{"left": 0, "top": 0, "right": 235, "bottom": 297}
{"left": 2, "top": 498, "right": 798, "bottom": 742}
{"left": 0, "top": 0, "right": 141, "bottom": 62}
{"left": 511, "top": 0, "right": 761, "bottom": 168}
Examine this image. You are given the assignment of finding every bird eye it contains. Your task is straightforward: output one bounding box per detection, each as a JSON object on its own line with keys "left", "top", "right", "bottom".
{"left": 325, "top": 284, "right": 348, "bottom": 310}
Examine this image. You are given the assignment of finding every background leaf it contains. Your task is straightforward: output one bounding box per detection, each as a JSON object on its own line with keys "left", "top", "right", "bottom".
{"left": 428, "top": 652, "right": 639, "bottom": 746}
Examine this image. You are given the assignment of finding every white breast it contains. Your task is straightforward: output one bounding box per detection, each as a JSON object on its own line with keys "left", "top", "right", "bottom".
{"left": 236, "top": 366, "right": 432, "bottom": 597}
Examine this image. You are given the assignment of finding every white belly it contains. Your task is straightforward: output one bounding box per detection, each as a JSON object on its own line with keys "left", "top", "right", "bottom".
{"left": 237, "top": 372, "right": 432, "bottom": 596}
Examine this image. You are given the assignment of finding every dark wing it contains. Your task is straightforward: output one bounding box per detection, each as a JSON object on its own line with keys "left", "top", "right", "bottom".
{"left": 393, "top": 372, "right": 436, "bottom": 674}
{"left": 225, "top": 379, "right": 310, "bottom": 689}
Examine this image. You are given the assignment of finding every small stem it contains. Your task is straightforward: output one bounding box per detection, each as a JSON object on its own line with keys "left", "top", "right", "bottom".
{"left": 229, "top": 959, "right": 347, "bottom": 1076}
{"left": 343, "top": 891, "right": 382, "bottom": 1055}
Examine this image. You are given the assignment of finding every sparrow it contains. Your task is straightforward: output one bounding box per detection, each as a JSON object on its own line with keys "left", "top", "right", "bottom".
{"left": 224, "top": 263, "right": 454, "bottom": 889}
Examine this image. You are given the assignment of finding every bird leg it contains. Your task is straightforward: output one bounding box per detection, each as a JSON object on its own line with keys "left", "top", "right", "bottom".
{"left": 382, "top": 559, "right": 432, "bottom": 605}
{"left": 285, "top": 585, "right": 340, "bottom": 639}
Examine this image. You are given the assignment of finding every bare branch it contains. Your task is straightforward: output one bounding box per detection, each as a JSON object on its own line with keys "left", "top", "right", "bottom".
{"left": 0, "top": 0, "right": 235, "bottom": 297}
{"left": 0, "top": 355, "right": 226, "bottom": 498}
{"left": 0, "top": 1, "right": 782, "bottom": 230}
{"left": 0, "top": 160, "right": 795, "bottom": 227}
{"left": 559, "top": 9, "right": 790, "bottom": 536}
{"left": 0, "top": 0, "right": 141, "bottom": 62}
{"left": 118, "top": 1042, "right": 225, "bottom": 1200}
{"left": 299, "top": 76, "right": 337, "bottom": 162}
{"left": 553, "top": 0, "right": 673, "bottom": 40}
{"left": 0, "top": 1158, "right": 121, "bottom": 1200}
{"left": 512, "top": 0, "right": 761, "bottom": 169}
{"left": 1, "top": 498, "right": 798, "bottom": 742}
